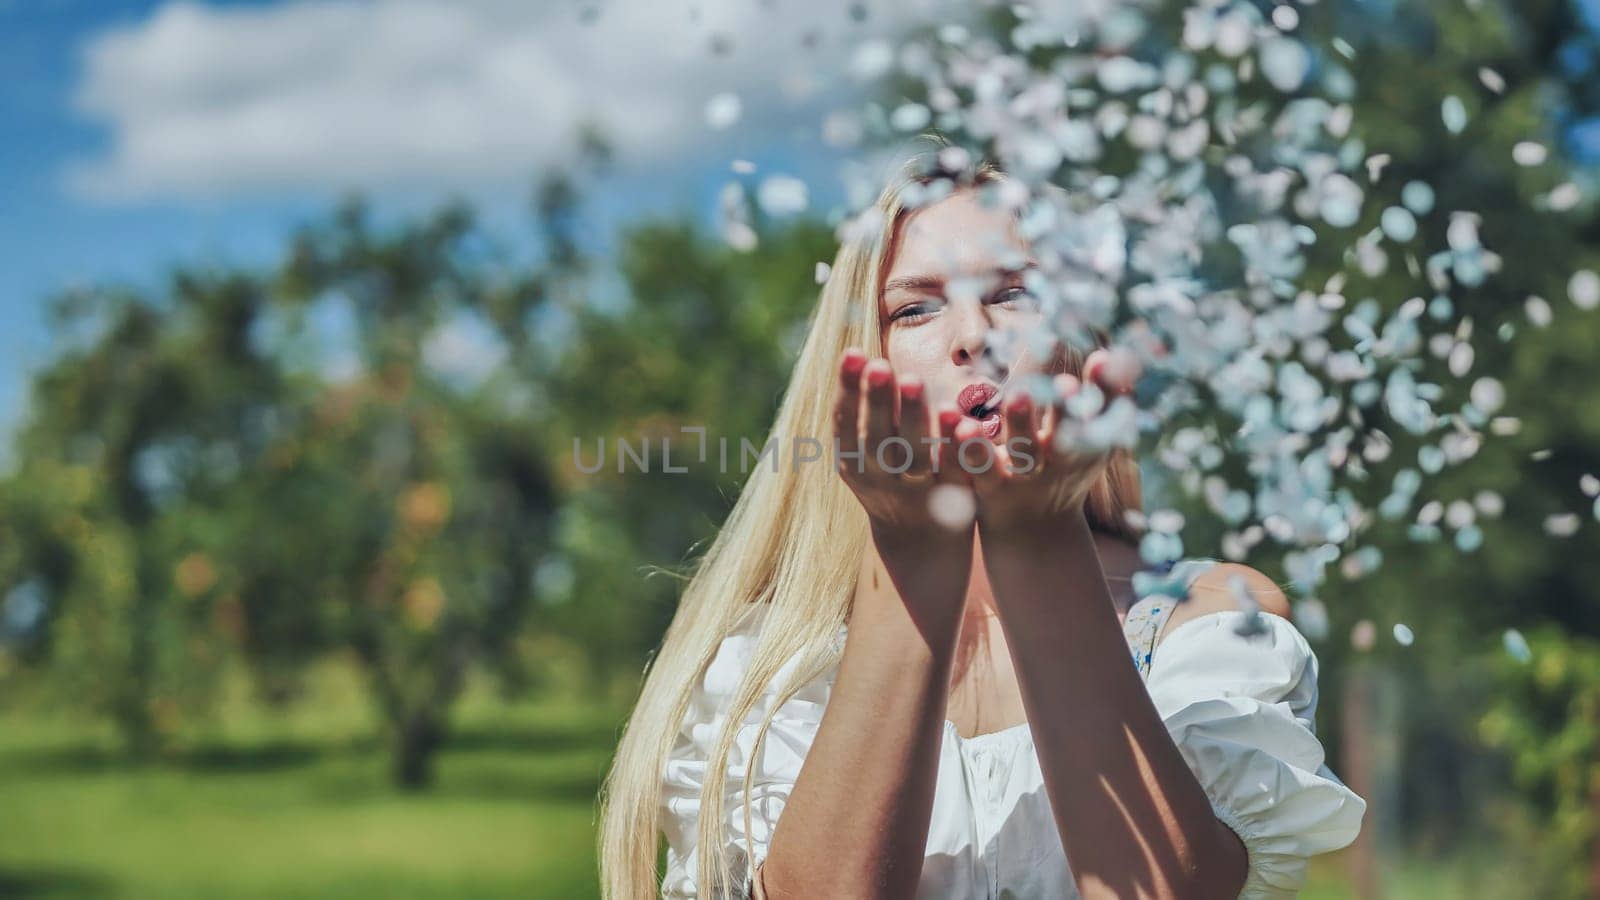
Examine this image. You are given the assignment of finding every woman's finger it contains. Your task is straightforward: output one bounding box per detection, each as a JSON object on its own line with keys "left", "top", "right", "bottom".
{"left": 1000, "top": 391, "right": 1037, "bottom": 477}
{"left": 834, "top": 350, "right": 867, "bottom": 473}
{"left": 953, "top": 417, "right": 996, "bottom": 482}
{"left": 1046, "top": 373, "right": 1081, "bottom": 458}
{"left": 1084, "top": 347, "right": 1140, "bottom": 396}
{"left": 862, "top": 358, "right": 897, "bottom": 473}
{"left": 897, "top": 377, "right": 931, "bottom": 479}
{"left": 934, "top": 407, "right": 963, "bottom": 480}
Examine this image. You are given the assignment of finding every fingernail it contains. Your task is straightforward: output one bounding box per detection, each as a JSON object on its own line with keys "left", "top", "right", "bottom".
{"left": 866, "top": 363, "right": 892, "bottom": 387}
{"left": 900, "top": 380, "right": 923, "bottom": 401}
{"left": 938, "top": 408, "right": 963, "bottom": 430}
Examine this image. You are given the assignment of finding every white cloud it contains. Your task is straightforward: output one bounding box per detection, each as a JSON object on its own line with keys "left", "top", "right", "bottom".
{"left": 65, "top": 0, "right": 944, "bottom": 203}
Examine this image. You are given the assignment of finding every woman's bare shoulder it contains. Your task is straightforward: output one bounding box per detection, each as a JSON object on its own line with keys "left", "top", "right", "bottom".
{"left": 1160, "top": 562, "right": 1292, "bottom": 641}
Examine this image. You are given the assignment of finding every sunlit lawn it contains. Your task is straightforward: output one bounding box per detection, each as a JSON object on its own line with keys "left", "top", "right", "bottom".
{"left": 0, "top": 663, "right": 1520, "bottom": 899}
{"left": 0, "top": 664, "right": 619, "bottom": 900}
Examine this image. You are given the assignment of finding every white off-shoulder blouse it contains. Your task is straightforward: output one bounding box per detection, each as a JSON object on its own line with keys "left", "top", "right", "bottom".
{"left": 659, "top": 559, "right": 1366, "bottom": 899}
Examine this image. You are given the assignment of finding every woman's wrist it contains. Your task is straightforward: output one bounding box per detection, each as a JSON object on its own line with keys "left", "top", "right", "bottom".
{"left": 977, "top": 502, "right": 1093, "bottom": 551}
{"left": 859, "top": 517, "right": 972, "bottom": 644}
{"left": 869, "top": 515, "right": 971, "bottom": 558}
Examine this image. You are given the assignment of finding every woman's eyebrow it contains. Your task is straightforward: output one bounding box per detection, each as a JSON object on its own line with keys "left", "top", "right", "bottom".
{"left": 882, "top": 273, "right": 944, "bottom": 296}
{"left": 884, "top": 260, "right": 1037, "bottom": 297}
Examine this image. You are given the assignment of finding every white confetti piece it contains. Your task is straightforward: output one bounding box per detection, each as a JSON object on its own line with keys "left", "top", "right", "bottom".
{"left": 928, "top": 484, "right": 976, "bottom": 531}
{"left": 1294, "top": 598, "right": 1329, "bottom": 641}
{"left": 1544, "top": 512, "right": 1580, "bottom": 537}
{"left": 1469, "top": 377, "right": 1504, "bottom": 414}
{"left": 756, "top": 175, "right": 809, "bottom": 217}
{"left": 1259, "top": 37, "right": 1311, "bottom": 92}
{"left": 1524, "top": 295, "right": 1553, "bottom": 327}
{"left": 705, "top": 93, "right": 742, "bottom": 130}
{"left": 1503, "top": 629, "right": 1532, "bottom": 662}
{"left": 1569, "top": 270, "right": 1600, "bottom": 309}
{"left": 1512, "top": 141, "right": 1548, "bottom": 166}
{"left": 1474, "top": 490, "right": 1504, "bottom": 518}
{"left": 850, "top": 39, "right": 895, "bottom": 81}
{"left": 1546, "top": 182, "right": 1582, "bottom": 211}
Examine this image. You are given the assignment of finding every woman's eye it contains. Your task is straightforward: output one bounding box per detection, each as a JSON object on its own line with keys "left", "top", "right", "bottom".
{"left": 994, "top": 286, "right": 1037, "bottom": 309}
{"left": 891, "top": 303, "right": 934, "bottom": 323}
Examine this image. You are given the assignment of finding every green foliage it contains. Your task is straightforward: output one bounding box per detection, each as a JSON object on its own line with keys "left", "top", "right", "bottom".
{"left": 1479, "top": 628, "right": 1600, "bottom": 898}
{"left": 0, "top": 275, "right": 288, "bottom": 753}
{"left": 545, "top": 217, "right": 835, "bottom": 679}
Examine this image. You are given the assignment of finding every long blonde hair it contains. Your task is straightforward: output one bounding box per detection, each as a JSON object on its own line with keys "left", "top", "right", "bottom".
{"left": 597, "top": 155, "right": 1143, "bottom": 899}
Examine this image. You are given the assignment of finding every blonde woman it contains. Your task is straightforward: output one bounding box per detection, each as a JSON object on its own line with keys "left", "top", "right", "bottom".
{"left": 599, "top": 160, "right": 1365, "bottom": 899}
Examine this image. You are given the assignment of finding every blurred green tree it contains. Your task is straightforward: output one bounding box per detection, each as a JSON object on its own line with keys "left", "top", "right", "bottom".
{"left": 0, "top": 274, "right": 290, "bottom": 754}
{"left": 545, "top": 213, "right": 836, "bottom": 689}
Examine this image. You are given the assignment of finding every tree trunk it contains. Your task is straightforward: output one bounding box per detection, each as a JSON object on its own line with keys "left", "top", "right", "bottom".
{"left": 1343, "top": 662, "right": 1381, "bottom": 900}
{"left": 393, "top": 711, "right": 443, "bottom": 790}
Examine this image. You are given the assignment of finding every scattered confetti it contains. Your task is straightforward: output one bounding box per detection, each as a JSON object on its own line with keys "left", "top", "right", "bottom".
{"left": 807, "top": 0, "right": 1594, "bottom": 641}
{"left": 1502, "top": 628, "right": 1532, "bottom": 663}
{"left": 1469, "top": 377, "right": 1504, "bottom": 414}
{"left": 1294, "top": 598, "right": 1329, "bottom": 641}
{"left": 1351, "top": 619, "right": 1377, "bottom": 651}
{"left": 1259, "top": 37, "right": 1311, "bottom": 92}
{"left": 927, "top": 484, "right": 976, "bottom": 531}
{"left": 1393, "top": 623, "right": 1415, "bottom": 646}
{"left": 756, "top": 175, "right": 809, "bottom": 217}
{"left": 814, "top": 261, "right": 831, "bottom": 284}
{"left": 1512, "top": 141, "right": 1548, "bottom": 166}
{"left": 1544, "top": 513, "right": 1580, "bottom": 537}
{"left": 1441, "top": 95, "right": 1468, "bottom": 134}
{"left": 1546, "top": 182, "right": 1582, "bottom": 211}
{"left": 1401, "top": 180, "right": 1436, "bottom": 215}
{"left": 1569, "top": 270, "right": 1600, "bottom": 310}
{"left": 705, "top": 93, "right": 742, "bottom": 130}
{"left": 1474, "top": 490, "right": 1505, "bottom": 518}
{"left": 850, "top": 39, "right": 895, "bottom": 80}
{"left": 1524, "top": 295, "right": 1553, "bottom": 327}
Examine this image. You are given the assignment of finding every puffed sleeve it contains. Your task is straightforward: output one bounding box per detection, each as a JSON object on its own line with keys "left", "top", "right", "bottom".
{"left": 659, "top": 613, "right": 834, "bottom": 899}
{"left": 1145, "top": 610, "right": 1367, "bottom": 899}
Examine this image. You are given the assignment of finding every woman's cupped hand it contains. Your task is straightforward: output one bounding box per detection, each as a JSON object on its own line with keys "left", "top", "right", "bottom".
{"left": 831, "top": 347, "right": 1139, "bottom": 540}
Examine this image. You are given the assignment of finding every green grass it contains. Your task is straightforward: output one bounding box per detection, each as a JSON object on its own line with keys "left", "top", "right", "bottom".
{"left": 0, "top": 665, "right": 620, "bottom": 900}
{"left": 0, "top": 664, "right": 1527, "bottom": 899}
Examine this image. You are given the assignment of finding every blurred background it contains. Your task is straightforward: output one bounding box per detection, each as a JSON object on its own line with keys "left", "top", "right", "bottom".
{"left": 3, "top": 1, "right": 1600, "bottom": 898}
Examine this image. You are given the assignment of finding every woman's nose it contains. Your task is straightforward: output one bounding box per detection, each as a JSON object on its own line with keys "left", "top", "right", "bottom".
{"left": 949, "top": 301, "right": 994, "bottom": 367}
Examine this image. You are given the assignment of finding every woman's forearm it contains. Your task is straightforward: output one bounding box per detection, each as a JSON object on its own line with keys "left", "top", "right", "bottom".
{"left": 980, "top": 510, "right": 1247, "bottom": 900}
{"left": 758, "top": 524, "right": 969, "bottom": 899}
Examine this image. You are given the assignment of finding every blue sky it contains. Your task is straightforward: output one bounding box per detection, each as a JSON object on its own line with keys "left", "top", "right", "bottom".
{"left": 0, "top": 0, "right": 899, "bottom": 441}
{"left": 1, "top": 1, "right": 282, "bottom": 437}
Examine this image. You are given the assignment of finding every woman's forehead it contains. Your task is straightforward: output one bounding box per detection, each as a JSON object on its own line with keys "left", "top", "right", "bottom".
{"left": 884, "top": 189, "right": 1028, "bottom": 284}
